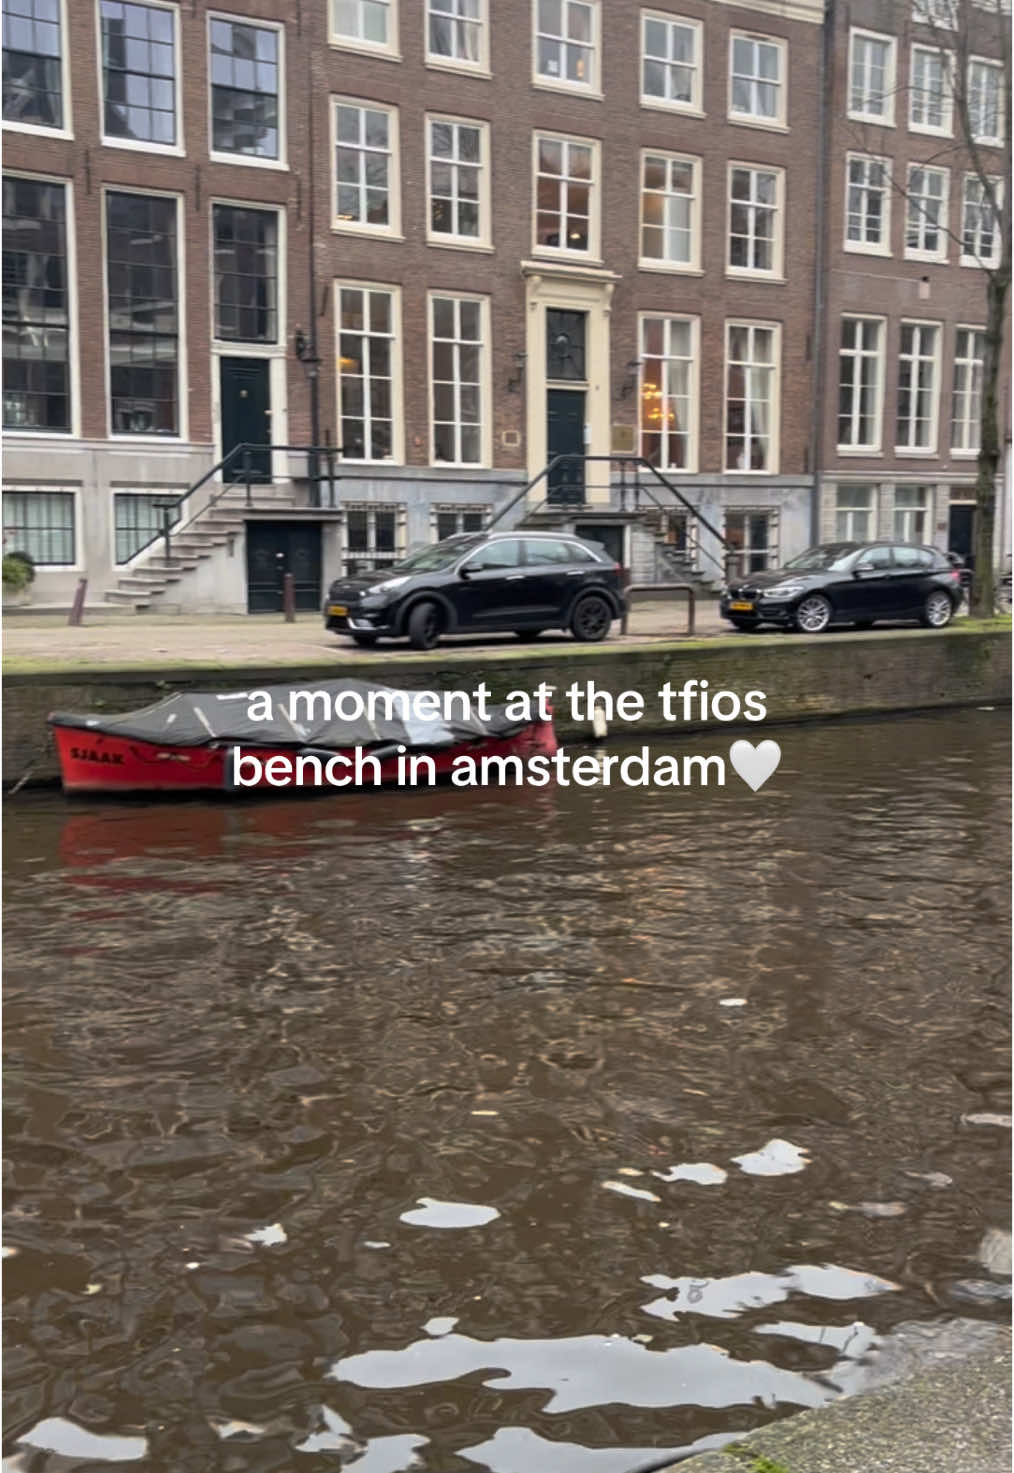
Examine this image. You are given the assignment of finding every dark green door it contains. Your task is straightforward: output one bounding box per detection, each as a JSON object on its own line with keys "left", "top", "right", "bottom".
{"left": 221, "top": 358, "right": 271, "bottom": 482}
{"left": 246, "top": 522, "right": 321, "bottom": 613}
{"left": 547, "top": 389, "right": 585, "bottom": 505}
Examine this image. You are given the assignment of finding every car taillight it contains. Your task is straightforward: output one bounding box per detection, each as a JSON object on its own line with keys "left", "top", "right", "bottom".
{"left": 950, "top": 570, "right": 961, "bottom": 582}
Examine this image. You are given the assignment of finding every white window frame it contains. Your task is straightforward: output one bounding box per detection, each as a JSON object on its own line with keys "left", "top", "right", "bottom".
{"left": 2, "top": 169, "right": 80, "bottom": 439}
{"left": 639, "top": 10, "right": 703, "bottom": 116}
{"left": 725, "top": 508, "right": 779, "bottom": 576}
{"left": 2, "top": 0, "right": 73, "bottom": 139}
{"left": 847, "top": 28, "right": 896, "bottom": 126}
{"left": 209, "top": 197, "right": 285, "bottom": 350}
{"left": 426, "top": 0, "right": 489, "bottom": 75}
{"left": 895, "top": 318, "right": 942, "bottom": 455}
{"left": 960, "top": 174, "right": 1003, "bottom": 267}
{"left": 342, "top": 501, "right": 407, "bottom": 573}
{"left": 427, "top": 291, "right": 491, "bottom": 469}
{"left": 532, "top": 0, "right": 601, "bottom": 96}
{"left": 432, "top": 502, "right": 488, "bottom": 538}
{"left": 638, "top": 312, "right": 700, "bottom": 474}
{"left": 909, "top": 45, "right": 952, "bottom": 136}
{"left": 329, "top": 0, "right": 399, "bottom": 59}
{"left": 330, "top": 96, "right": 401, "bottom": 239}
{"left": 334, "top": 280, "right": 403, "bottom": 466}
{"left": 206, "top": 11, "right": 287, "bottom": 171}
{"left": 1, "top": 485, "right": 80, "bottom": 569}
{"left": 893, "top": 484, "right": 930, "bottom": 541}
{"left": 425, "top": 114, "right": 491, "bottom": 250}
{"left": 904, "top": 163, "right": 949, "bottom": 262}
{"left": 723, "top": 319, "right": 781, "bottom": 475}
{"left": 95, "top": 0, "right": 184, "bottom": 157}
{"left": 638, "top": 149, "right": 701, "bottom": 274}
{"left": 726, "top": 161, "right": 784, "bottom": 279}
{"left": 844, "top": 151, "right": 892, "bottom": 256}
{"left": 101, "top": 183, "right": 187, "bottom": 442}
{"left": 111, "top": 488, "right": 180, "bottom": 567}
{"left": 532, "top": 131, "right": 601, "bottom": 261}
{"left": 837, "top": 315, "right": 885, "bottom": 454}
{"left": 728, "top": 30, "right": 787, "bottom": 130}
{"left": 835, "top": 484, "right": 877, "bottom": 542}
{"left": 913, "top": 0, "right": 956, "bottom": 26}
{"left": 968, "top": 57, "right": 1004, "bottom": 145}
{"left": 951, "top": 324, "right": 984, "bottom": 456}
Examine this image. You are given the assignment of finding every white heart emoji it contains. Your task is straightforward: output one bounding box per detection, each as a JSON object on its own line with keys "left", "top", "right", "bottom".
{"left": 729, "top": 739, "right": 781, "bottom": 792}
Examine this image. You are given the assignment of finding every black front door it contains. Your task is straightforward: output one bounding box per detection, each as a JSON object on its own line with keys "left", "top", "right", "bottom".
{"left": 547, "top": 389, "right": 585, "bottom": 505}
{"left": 221, "top": 358, "right": 271, "bottom": 482}
{"left": 246, "top": 521, "right": 321, "bottom": 613}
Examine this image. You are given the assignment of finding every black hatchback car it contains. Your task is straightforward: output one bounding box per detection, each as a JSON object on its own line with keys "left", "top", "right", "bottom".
{"left": 324, "top": 531, "right": 626, "bottom": 649}
{"left": 720, "top": 541, "right": 964, "bottom": 633}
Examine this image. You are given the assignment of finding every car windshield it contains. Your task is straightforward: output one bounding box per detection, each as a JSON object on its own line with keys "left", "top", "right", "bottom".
{"left": 783, "top": 544, "right": 859, "bottom": 572}
{"left": 387, "top": 539, "right": 483, "bottom": 574}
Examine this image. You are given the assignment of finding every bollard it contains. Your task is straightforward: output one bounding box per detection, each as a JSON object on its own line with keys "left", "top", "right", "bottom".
{"left": 68, "top": 577, "right": 88, "bottom": 627}
{"left": 282, "top": 571, "right": 295, "bottom": 622}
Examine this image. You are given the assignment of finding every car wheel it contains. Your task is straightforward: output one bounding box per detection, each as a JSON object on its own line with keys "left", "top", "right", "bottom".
{"left": 515, "top": 629, "right": 543, "bottom": 642}
{"left": 570, "top": 594, "right": 612, "bottom": 642}
{"left": 407, "top": 601, "right": 442, "bottom": 651}
{"left": 351, "top": 632, "right": 378, "bottom": 648}
{"left": 729, "top": 617, "right": 761, "bottom": 632}
{"left": 793, "top": 593, "right": 833, "bottom": 634}
{"left": 920, "top": 589, "right": 954, "bottom": 629}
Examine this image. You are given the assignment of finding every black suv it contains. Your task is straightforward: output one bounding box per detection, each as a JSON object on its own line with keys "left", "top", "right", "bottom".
{"left": 720, "top": 541, "right": 964, "bottom": 633}
{"left": 324, "top": 532, "right": 626, "bottom": 650}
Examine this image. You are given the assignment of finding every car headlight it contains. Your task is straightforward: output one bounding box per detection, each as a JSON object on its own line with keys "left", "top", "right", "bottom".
{"left": 761, "top": 581, "right": 806, "bottom": 601}
{"left": 366, "top": 576, "right": 409, "bottom": 596}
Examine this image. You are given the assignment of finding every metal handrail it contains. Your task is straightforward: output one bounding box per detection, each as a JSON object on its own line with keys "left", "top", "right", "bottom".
{"left": 123, "top": 442, "right": 340, "bottom": 568}
{"left": 620, "top": 581, "right": 697, "bottom": 638}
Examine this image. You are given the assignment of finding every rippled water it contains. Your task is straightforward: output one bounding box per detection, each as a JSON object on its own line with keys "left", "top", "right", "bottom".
{"left": 3, "top": 710, "right": 1011, "bottom": 1472}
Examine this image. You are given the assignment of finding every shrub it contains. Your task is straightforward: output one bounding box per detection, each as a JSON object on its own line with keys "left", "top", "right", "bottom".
{"left": 3, "top": 554, "right": 33, "bottom": 592}
{"left": 4, "top": 550, "right": 35, "bottom": 584}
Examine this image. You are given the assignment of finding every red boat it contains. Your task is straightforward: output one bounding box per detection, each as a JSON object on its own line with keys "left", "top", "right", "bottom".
{"left": 48, "top": 678, "right": 557, "bottom": 795}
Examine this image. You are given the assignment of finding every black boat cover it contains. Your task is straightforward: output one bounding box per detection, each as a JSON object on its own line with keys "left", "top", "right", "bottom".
{"left": 49, "top": 679, "right": 529, "bottom": 750}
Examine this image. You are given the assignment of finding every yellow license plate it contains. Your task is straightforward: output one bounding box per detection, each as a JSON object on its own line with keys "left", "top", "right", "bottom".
{"left": 328, "top": 604, "right": 347, "bottom": 616}
{"left": 729, "top": 600, "right": 754, "bottom": 612}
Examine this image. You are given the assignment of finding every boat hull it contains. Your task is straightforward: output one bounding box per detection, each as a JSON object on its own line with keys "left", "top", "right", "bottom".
{"left": 50, "top": 719, "right": 557, "bottom": 794}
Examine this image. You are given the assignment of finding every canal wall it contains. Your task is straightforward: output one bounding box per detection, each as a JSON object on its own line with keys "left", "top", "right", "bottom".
{"left": 4, "top": 625, "right": 1010, "bottom": 785}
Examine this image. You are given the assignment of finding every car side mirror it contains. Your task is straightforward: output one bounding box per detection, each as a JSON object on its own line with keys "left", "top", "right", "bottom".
{"left": 459, "top": 563, "right": 475, "bottom": 579}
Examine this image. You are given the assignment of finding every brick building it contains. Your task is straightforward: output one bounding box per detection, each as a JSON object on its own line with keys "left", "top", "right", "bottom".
{"left": 1, "top": 0, "right": 1007, "bottom": 612}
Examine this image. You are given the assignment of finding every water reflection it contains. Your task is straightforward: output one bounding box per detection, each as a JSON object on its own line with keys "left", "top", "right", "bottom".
{"left": 2, "top": 710, "right": 1010, "bottom": 1471}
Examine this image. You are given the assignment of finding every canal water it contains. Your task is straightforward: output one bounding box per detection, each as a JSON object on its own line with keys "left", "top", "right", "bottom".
{"left": 3, "top": 709, "right": 1010, "bottom": 1472}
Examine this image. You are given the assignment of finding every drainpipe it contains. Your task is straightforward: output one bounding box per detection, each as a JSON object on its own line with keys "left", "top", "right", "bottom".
{"left": 305, "top": 52, "right": 321, "bottom": 494}
{"left": 808, "top": 0, "right": 835, "bottom": 547}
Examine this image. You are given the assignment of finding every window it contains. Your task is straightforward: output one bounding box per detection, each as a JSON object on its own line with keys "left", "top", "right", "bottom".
{"left": 728, "top": 165, "right": 782, "bottom": 275}
{"left": 114, "top": 491, "right": 177, "bottom": 563}
{"left": 436, "top": 504, "right": 485, "bottom": 539}
{"left": 905, "top": 165, "right": 948, "bottom": 260}
{"left": 100, "top": 1, "right": 178, "bottom": 149}
{"left": 845, "top": 154, "right": 890, "bottom": 253}
{"left": 894, "top": 542, "right": 933, "bottom": 567}
{"left": 640, "top": 151, "right": 699, "bottom": 269}
{"left": 343, "top": 503, "right": 404, "bottom": 574}
{"left": 546, "top": 308, "right": 586, "bottom": 379}
{"left": 896, "top": 321, "right": 940, "bottom": 452}
{"left": 213, "top": 205, "right": 278, "bottom": 344}
{"left": 968, "top": 59, "right": 1002, "bottom": 143}
{"left": 837, "top": 317, "right": 884, "bottom": 451}
{"left": 725, "top": 322, "right": 779, "bottom": 472}
{"left": 854, "top": 544, "right": 892, "bottom": 570}
{"left": 427, "top": 0, "right": 485, "bottom": 70}
{"left": 961, "top": 175, "right": 1001, "bottom": 265}
{"left": 534, "top": 0, "right": 598, "bottom": 92}
{"left": 430, "top": 293, "right": 487, "bottom": 466}
{"left": 913, "top": 0, "right": 956, "bottom": 25}
{"left": 331, "top": 0, "right": 395, "bottom": 54}
{"left": 534, "top": 134, "right": 597, "bottom": 256}
{"left": 3, "top": 175, "right": 71, "bottom": 432}
{"left": 951, "top": 327, "right": 984, "bottom": 453}
{"left": 640, "top": 12, "right": 701, "bottom": 113}
{"left": 2, "top": 488, "right": 74, "bottom": 563}
{"left": 333, "top": 100, "right": 398, "bottom": 234}
{"left": 466, "top": 538, "right": 522, "bottom": 570}
{"left": 729, "top": 32, "right": 785, "bottom": 126}
{"left": 848, "top": 30, "right": 895, "bottom": 124}
{"left": 427, "top": 116, "right": 488, "bottom": 245}
{"left": 640, "top": 314, "right": 697, "bottom": 471}
{"left": 337, "top": 284, "right": 399, "bottom": 463}
{"left": 209, "top": 15, "right": 281, "bottom": 162}
{"left": 894, "top": 486, "right": 929, "bottom": 541}
{"left": 526, "top": 537, "right": 585, "bottom": 564}
{"left": 105, "top": 191, "right": 179, "bottom": 436}
{"left": 2, "top": 0, "right": 64, "bottom": 129}
{"left": 909, "top": 46, "right": 950, "bottom": 134}
{"left": 726, "top": 511, "right": 776, "bottom": 575}
{"left": 835, "top": 485, "right": 875, "bottom": 541}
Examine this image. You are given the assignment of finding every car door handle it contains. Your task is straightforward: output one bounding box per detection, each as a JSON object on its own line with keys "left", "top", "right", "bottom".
{"left": 505, "top": 574, "right": 525, "bottom": 580}
{"left": 566, "top": 569, "right": 585, "bottom": 576}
